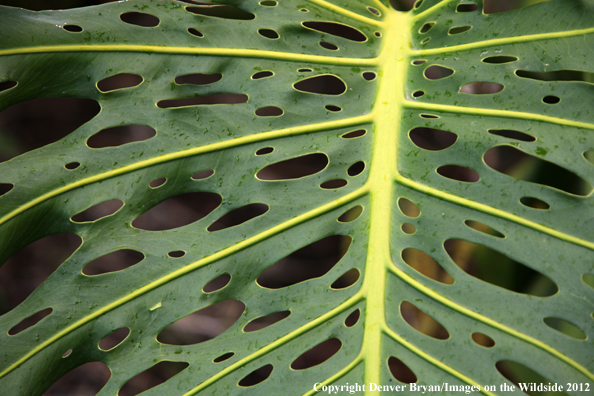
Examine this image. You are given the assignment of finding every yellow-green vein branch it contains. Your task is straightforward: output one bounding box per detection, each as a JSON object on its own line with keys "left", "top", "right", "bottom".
{"left": 301, "top": 353, "right": 365, "bottom": 396}
{"left": 184, "top": 292, "right": 365, "bottom": 396}
{"left": 404, "top": 101, "right": 594, "bottom": 130}
{"left": 382, "top": 326, "right": 497, "bottom": 396}
{"left": 411, "top": 27, "right": 594, "bottom": 56}
{"left": 385, "top": 264, "right": 594, "bottom": 382}
{"left": 306, "top": 0, "right": 385, "bottom": 27}
{"left": 0, "top": 115, "right": 372, "bottom": 228}
{"left": 0, "top": 45, "right": 379, "bottom": 66}
{"left": 412, "top": 0, "right": 457, "bottom": 21}
{"left": 0, "top": 186, "right": 369, "bottom": 379}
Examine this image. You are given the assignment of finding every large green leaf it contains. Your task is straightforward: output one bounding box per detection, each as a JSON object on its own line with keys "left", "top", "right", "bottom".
{"left": 0, "top": 0, "right": 593, "bottom": 394}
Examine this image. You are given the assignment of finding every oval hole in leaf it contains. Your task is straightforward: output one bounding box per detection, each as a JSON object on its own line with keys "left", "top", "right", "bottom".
{"left": 302, "top": 21, "right": 366, "bottom": 42}
{"left": 401, "top": 223, "right": 416, "bottom": 234}
{"left": 337, "top": 205, "right": 363, "bottom": 223}
{"left": 118, "top": 361, "right": 189, "bottom": 396}
{"left": 484, "top": 0, "right": 548, "bottom": 14}
{"left": 62, "top": 348, "right": 72, "bottom": 358}
{"left": 484, "top": 145, "right": 593, "bottom": 196}
{"left": 192, "top": 169, "right": 214, "bottom": 180}
{"left": 421, "top": 37, "right": 430, "bottom": 44}
{"left": 187, "top": 28, "right": 203, "bottom": 37}
{"left": 347, "top": 161, "right": 365, "bottom": 176}
{"left": 420, "top": 113, "right": 438, "bottom": 118}
{"left": 186, "top": 5, "right": 255, "bottom": 20}
{"left": 293, "top": 75, "right": 346, "bottom": 95}
{"left": 0, "top": 183, "right": 13, "bottom": 196}
{"left": 8, "top": 307, "right": 52, "bottom": 335}
{"left": 97, "top": 73, "right": 143, "bottom": 93}
{"left": 412, "top": 90, "right": 424, "bottom": 97}
{"left": 464, "top": 220, "right": 505, "bottom": 238}
{"left": 424, "top": 65, "right": 454, "bottom": 80}
{"left": 520, "top": 196, "right": 550, "bottom": 210}
{"left": 543, "top": 317, "right": 587, "bottom": 340}
{"left": 256, "top": 147, "right": 273, "bottom": 155}
{"left": 43, "top": 362, "right": 110, "bottom": 396}
{"left": 157, "top": 94, "right": 248, "bottom": 109}
{"left": 488, "top": 129, "right": 535, "bottom": 142}
{"left": 98, "top": 327, "right": 131, "bottom": 351}
{"left": 437, "top": 165, "right": 480, "bottom": 182}
{"left": 291, "top": 338, "right": 342, "bottom": 370}
{"left": 457, "top": 3, "right": 478, "bottom": 12}
{"left": 543, "top": 95, "right": 560, "bottom": 104}
{"left": 402, "top": 248, "right": 454, "bottom": 284}
{"left": 298, "top": 68, "right": 313, "bottom": 72}
{"left": 325, "top": 104, "right": 341, "bottom": 112}
{"left": 583, "top": 273, "right": 594, "bottom": 289}
{"left": 83, "top": 249, "right": 144, "bottom": 276}
{"left": 449, "top": 25, "right": 471, "bottom": 34}
{"left": 243, "top": 310, "right": 290, "bottom": 332}
{"left": 444, "top": 239, "right": 558, "bottom": 296}
{"left": 412, "top": 60, "right": 426, "bottom": 65}
{"left": 87, "top": 125, "right": 155, "bottom": 148}
{"left": 409, "top": 127, "right": 457, "bottom": 151}
{"left": 149, "top": 177, "right": 166, "bottom": 188}
{"left": 362, "top": 72, "right": 376, "bottom": 81}
{"left": 255, "top": 106, "right": 283, "bottom": 116}
{"left": 320, "top": 179, "right": 347, "bottom": 189}
{"left": 400, "top": 301, "right": 450, "bottom": 340}
{"left": 388, "top": 357, "right": 418, "bottom": 384}
{"left": 131, "top": 192, "right": 222, "bottom": 231}
{"left": 495, "top": 360, "right": 560, "bottom": 395}
{"left": 0, "top": 80, "right": 17, "bottom": 92}
{"left": 207, "top": 203, "right": 269, "bottom": 231}
{"left": 257, "top": 235, "right": 351, "bottom": 289}
{"left": 63, "top": 24, "right": 83, "bottom": 32}
{"left": 516, "top": 69, "right": 594, "bottom": 83}
{"left": 120, "top": 12, "right": 159, "bottom": 27}
{"left": 482, "top": 55, "right": 519, "bottom": 64}
{"left": 64, "top": 161, "right": 80, "bottom": 170}
{"left": 460, "top": 82, "right": 504, "bottom": 94}
{"left": 258, "top": 28, "right": 279, "bottom": 39}
{"left": 157, "top": 300, "right": 245, "bottom": 345}
{"left": 398, "top": 197, "right": 420, "bottom": 218}
{"left": 203, "top": 273, "right": 231, "bottom": 293}
{"left": 252, "top": 71, "right": 273, "bottom": 79}
{"left": 71, "top": 199, "right": 124, "bottom": 223}
{"left": 341, "top": 129, "right": 366, "bottom": 138}
{"left": 175, "top": 73, "right": 222, "bottom": 85}
{"left": 320, "top": 41, "right": 338, "bottom": 50}
{"left": 392, "top": 0, "right": 415, "bottom": 11}
{"left": 368, "top": 6, "right": 380, "bottom": 15}
{"left": 0, "top": 97, "right": 100, "bottom": 163}
{"left": 213, "top": 352, "right": 234, "bottom": 363}
{"left": 238, "top": 364, "right": 273, "bottom": 387}
{"left": 0, "top": 233, "right": 81, "bottom": 314}
{"left": 419, "top": 22, "right": 434, "bottom": 33}
{"left": 414, "top": 0, "right": 424, "bottom": 9}
{"left": 260, "top": 0, "right": 277, "bottom": 6}
{"left": 168, "top": 250, "right": 185, "bottom": 258}
{"left": 330, "top": 268, "right": 360, "bottom": 289}
{"left": 471, "top": 332, "right": 495, "bottom": 347}
{"left": 345, "top": 309, "right": 360, "bottom": 327}
{"left": 256, "top": 153, "right": 328, "bottom": 180}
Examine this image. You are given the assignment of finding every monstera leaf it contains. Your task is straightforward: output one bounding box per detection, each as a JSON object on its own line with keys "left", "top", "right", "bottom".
{"left": 0, "top": 0, "right": 593, "bottom": 394}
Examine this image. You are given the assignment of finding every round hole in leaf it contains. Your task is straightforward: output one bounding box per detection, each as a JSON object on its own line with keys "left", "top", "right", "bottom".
{"left": 401, "top": 223, "right": 416, "bottom": 234}
{"left": 168, "top": 250, "right": 185, "bottom": 258}
{"left": 471, "top": 332, "right": 495, "bottom": 347}
{"left": 320, "top": 41, "right": 338, "bottom": 50}
{"left": 362, "top": 72, "right": 377, "bottom": 81}
{"left": 347, "top": 161, "right": 365, "bottom": 176}
{"left": 337, "top": 205, "right": 363, "bottom": 223}
{"left": 412, "top": 90, "right": 424, "bottom": 98}
{"left": 256, "top": 147, "right": 273, "bottom": 155}
{"left": 543, "top": 95, "right": 560, "bottom": 104}
{"left": 149, "top": 177, "right": 166, "bottom": 188}
{"left": 374, "top": 31, "right": 382, "bottom": 37}
{"left": 238, "top": 364, "right": 273, "bottom": 386}
{"left": 290, "top": 339, "right": 342, "bottom": 370}
{"left": 320, "top": 179, "right": 347, "bottom": 189}
{"left": 388, "top": 357, "right": 418, "bottom": 384}
{"left": 258, "top": 28, "right": 279, "bottom": 39}
{"left": 120, "top": 11, "right": 159, "bottom": 27}
{"left": 213, "top": 352, "right": 234, "bottom": 362}
{"left": 187, "top": 28, "right": 203, "bottom": 37}
{"left": 64, "top": 161, "right": 80, "bottom": 170}
{"left": 437, "top": 164, "right": 480, "bottom": 182}
{"left": 341, "top": 129, "right": 366, "bottom": 138}
{"left": 344, "top": 309, "right": 360, "bottom": 327}
{"left": 330, "top": 268, "right": 360, "bottom": 289}
{"left": 63, "top": 24, "right": 83, "bottom": 32}
{"left": 398, "top": 197, "right": 420, "bottom": 218}
{"left": 203, "top": 273, "right": 231, "bottom": 293}
{"left": 99, "top": 327, "right": 130, "bottom": 351}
